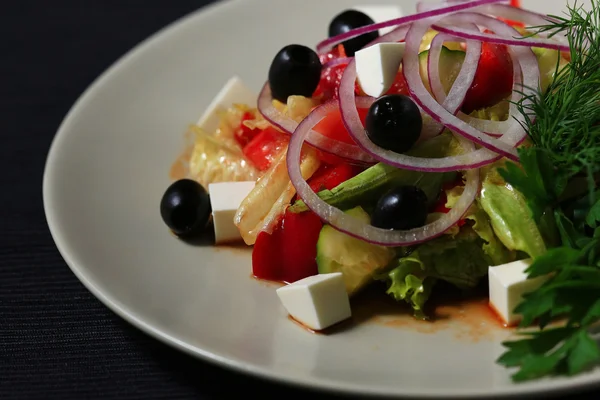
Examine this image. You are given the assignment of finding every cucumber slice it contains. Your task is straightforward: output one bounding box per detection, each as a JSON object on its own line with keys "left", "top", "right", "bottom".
{"left": 418, "top": 47, "right": 466, "bottom": 95}
{"left": 316, "top": 206, "right": 396, "bottom": 296}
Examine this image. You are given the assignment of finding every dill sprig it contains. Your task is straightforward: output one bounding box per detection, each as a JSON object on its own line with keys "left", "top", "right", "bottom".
{"left": 514, "top": 0, "right": 600, "bottom": 188}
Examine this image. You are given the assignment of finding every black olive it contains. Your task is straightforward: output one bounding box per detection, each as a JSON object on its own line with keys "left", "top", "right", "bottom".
{"left": 160, "top": 179, "right": 211, "bottom": 237}
{"left": 328, "top": 10, "right": 379, "bottom": 56}
{"left": 371, "top": 186, "right": 428, "bottom": 230}
{"left": 268, "top": 44, "right": 322, "bottom": 103}
{"left": 365, "top": 94, "right": 422, "bottom": 154}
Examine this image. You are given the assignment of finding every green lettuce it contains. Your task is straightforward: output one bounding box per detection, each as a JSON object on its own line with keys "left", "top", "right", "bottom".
{"left": 445, "top": 183, "right": 515, "bottom": 265}
{"left": 377, "top": 173, "right": 518, "bottom": 318}
{"left": 375, "top": 256, "right": 436, "bottom": 320}
{"left": 377, "top": 226, "right": 504, "bottom": 318}
{"left": 479, "top": 166, "right": 547, "bottom": 258}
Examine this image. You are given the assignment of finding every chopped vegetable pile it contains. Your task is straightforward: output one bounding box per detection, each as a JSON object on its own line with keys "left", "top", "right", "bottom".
{"left": 160, "top": 0, "right": 600, "bottom": 383}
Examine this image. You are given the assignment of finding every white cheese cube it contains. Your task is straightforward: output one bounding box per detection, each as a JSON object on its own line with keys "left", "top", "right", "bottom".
{"left": 208, "top": 181, "right": 255, "bottom": 244}
{"left": 488, "top": 259, "right": 549, "bottom": 326}
{"left": 353, "top": 5, "right": 404, "bottom": 35}
{"left": 355, "top": 42, "right": 406, "bottom": 98}
{"left": 276, "top": 272, "right": 352, "bottom": 331}
{"left": 196, "top": 76, "right": 256, "bottom": 133}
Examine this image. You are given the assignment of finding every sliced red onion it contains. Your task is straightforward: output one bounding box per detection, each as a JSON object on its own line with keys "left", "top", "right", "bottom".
{"left": 457, "top": 46, "right": 524, "bottom": 137}
{"left": 434, "top": 11, "right": 541, "bottom": 143}
{"left": 322, "top": 57, "right": 351, "bottom": 69}
{"left": 286, "top": 101, "right": 480, "bottom": 246}
{"left": 481, "top": 3, "right": 561, "bottom": 26}
{"left": 404, "top": 21, "right": 519, "bottom": 160}
{"left": 428, "top": 25, "right": 521, "bottom": 139}
{"left": 425, "top": 28, "right": 480, "bottom": 136}
{"left": 316, "top": 0, "right": 508, "bottom": 53}
{"left": 417, "top": 0, "right": 472, "bottom": 13}
{"left": 256, "top": 83, "right": 376, "bottom": 164}
{"left": 479, "top": 4, "right": 569, "bottom": 46}
{"left": 340, "top": 59, "right": 504, "bottom": 172}
{"left": 428, "top": 28, "right": 481, "bottom": 110}
{"left": 340, "top": 12, "right": 541, "bottom": 171}
{"left": 432, "top": 21, "right": 569, "bottom": 51}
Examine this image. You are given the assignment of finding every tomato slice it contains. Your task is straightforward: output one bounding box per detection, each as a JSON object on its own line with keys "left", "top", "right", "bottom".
{"left": 308, "top": 163, "right": 362, "bottom": 193}
{"left": 384, "top": 71, "right": 411, "bottom": 96}
{"left": 242, "top": 127, "right": 289, "bottom": 171}
{"left": 430, "top": 178, "right": 466, "bottom": 227}
{"left": 252, "top": 228, "right": 284, "bottom": 282}
{"left": 234, "top": 112, "right": 261, "bottom": 147}
{"left": 313, "top": 108, "right": 369, "bottom": 145}
{"left": 252, "top": 210, "right": 323, "bottom": 283}
{"left": 280, "top": 210, "right": 323, "bottom": 283}
{"left": 462, "top": 40, "right": 513, "bottom": 114}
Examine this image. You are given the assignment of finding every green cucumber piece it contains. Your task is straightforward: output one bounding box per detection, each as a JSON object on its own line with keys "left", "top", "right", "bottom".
{"left": 316, "top": 206, "right": 396, "bottom": 296}
{"left": 418, "top": 46, "right": 466, "bottom": 95}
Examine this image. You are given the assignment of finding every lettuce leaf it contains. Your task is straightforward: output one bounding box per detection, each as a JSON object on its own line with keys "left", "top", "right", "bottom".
{"left": 375, "top": 256, "right": 436, "bottom": 320}
{"left": 445, "top": 178, "right": 515, "bottom": 265}
{"left": 377, "top": 226, "right": 499, "bottom": 318}
{"left": 479, "top": 166, "right": 547, "bottom": 258}
{"left": 415, "top": 227, "right": 494, "bottom": 289}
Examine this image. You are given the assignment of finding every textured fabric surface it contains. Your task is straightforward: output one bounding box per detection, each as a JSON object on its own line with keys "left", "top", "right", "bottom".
{"left": 1, "top": 1, "right": 598, "bottom": 399}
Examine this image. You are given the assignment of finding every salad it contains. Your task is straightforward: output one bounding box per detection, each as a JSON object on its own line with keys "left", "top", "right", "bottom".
{"left": 160, "top": 0, "right": 600, "bottom": 383}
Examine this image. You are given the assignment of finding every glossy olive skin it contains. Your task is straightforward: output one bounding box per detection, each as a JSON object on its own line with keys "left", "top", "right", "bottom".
{"left": 328, "top": 10, "right": 379, "bottom": 56}
{"left": 160, "top": 179, "right": 211, "bottom": 237}
{"left": 371, "top": 186, "right": 428, "bottom": 230}
{"left": 268, "top": 44, "right": 322, "bottom": 103}
{"left": 365, "top": 94, "right": 422, "bottom": 154}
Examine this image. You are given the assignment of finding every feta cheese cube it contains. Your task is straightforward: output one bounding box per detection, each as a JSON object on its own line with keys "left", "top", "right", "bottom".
{"left": 196, "top": 76, "right": 256, "bottom": 133}
{"left": 208, "top": 181, "right": 255, "bottom": 244}
{"left": 276, "top": 272, "right": 352, "bottom": 331}
{"left": 488, "top": 259, "right": 550, "bottom": 326}
{"left": 355, "top": 42, "right": 406, "bottom": 98}
{"left": 353, "top": 5, "right": 404, "bottom": 35}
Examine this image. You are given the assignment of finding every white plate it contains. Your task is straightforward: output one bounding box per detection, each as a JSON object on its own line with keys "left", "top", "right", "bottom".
{"left": 43, "top": 0, "right": 598, "bottom": 397}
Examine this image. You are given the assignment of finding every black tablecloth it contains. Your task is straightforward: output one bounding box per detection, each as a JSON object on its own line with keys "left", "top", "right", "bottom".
{"left": 1, "top": 1, "right": 597, "bottom": 399}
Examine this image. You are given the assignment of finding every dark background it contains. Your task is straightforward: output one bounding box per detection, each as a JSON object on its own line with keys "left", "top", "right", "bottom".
{"left": 0, "top": 1, "right": 597, "bottom": 399}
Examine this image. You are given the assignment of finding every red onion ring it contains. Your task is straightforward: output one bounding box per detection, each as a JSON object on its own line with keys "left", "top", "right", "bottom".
{"left": 432, "top": 22, "right": 569, "bottom": 51}
{"left": 316, "top": 0, "right": 508, "bottom": 54}
{"left": 481, "top": 3, "right": 561, "bottom": 27}
{"left": 362, "top": 24, "right": 448, "bottom": 142}
{"left": 428, "top": 25, "right": 522, "bottom": 139}
{"left": 339, "top": 59, "right": 505, "bottom": 172}
{"left": 425, "top": 28, "right": 481, "bottom": 136}
{"left": 322, "top": 57, "right": 351, "bottom": 69}
{"left": 341, "top": 60, "right": 510, "bottom": 171}
{"left": 339, "top": 10, "right": 541, "bottom": 171}
{"left": 404, "top": 21, "right": 519, "bottom": 159}
{"left": 286, "top": 100, "right": 480, "bottom": 246}
{"left": 428, "top": 30, "right": 480, "bottom": 108}
{"left": 433, "top": 11, "right": 541, "bottom": 140}
{"left": 479, "top": 4, "right": 569, "bottom": 46}
{"left": 256, "top": 83, "right": 376, "bottom": 164}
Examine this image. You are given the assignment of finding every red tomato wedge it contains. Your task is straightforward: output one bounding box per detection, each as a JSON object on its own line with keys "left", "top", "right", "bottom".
{"left": 234, "top": 112, "right": 261, "bottom": 147}
{"left": 308, "top": 163, "right": 362, "bottom": 193}
{"left": 314, "top": 107, "right": 369, "bottom": 145}
{"left": 242, "top": 126, "right": 289, "bottom": 171}
{"left": 252, "top": 210, "right": 323, "bottom": 283}
{"left": 252, "top": 160, "right": 361, "bottom": 283}
{"left": 461, "top": 40, "right": 513, "bottom": 114}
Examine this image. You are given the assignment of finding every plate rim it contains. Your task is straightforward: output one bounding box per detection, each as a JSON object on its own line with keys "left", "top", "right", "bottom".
{"left": 42, "top": 0, "right": 600, "bottom": 397}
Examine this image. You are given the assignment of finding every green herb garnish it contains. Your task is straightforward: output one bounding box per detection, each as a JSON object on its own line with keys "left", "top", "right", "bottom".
{"left": 514, "top": 0, "right": 600, "bottom": 185}
{"left": 496, "top": 0, "right": 600, "bottom": 382}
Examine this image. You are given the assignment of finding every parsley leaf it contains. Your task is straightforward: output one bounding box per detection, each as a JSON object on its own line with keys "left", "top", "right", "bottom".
{"left": 586, "top": 198, "right": 600, "bottom": 228}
